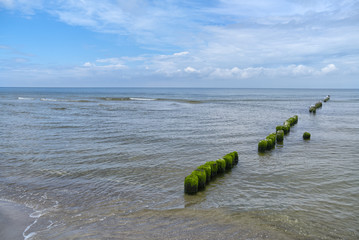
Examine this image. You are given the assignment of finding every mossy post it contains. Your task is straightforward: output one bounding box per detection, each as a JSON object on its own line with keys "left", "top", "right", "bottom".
{"left": 197, "top": 165, "right": 211, "bottom": 183}
{"left": 232, "top": 151, "right": 239, "bottom": 165}
{"left": 192, "top": 169, "right": 206, "bottom": 190}
{"left": 267, "top": 133, "right": 276, "bottom": 143}
{"left": 216, "top": 158, "right": 226, "bottom": 173}
{"left": 222, "top": 154, "right": 233, "bottom": 170}
{"left": 283, "top": 125, "right": 290, "bottom": 134}
{"left": 276, "top": 130, "right": 284, "bottom": 143}
{"left": 206, "top": 161, "right": 218, "bottom": 177}
{"left": 309, "top": 106, "right": 316, "bottom": 113}
{"left": 315, "top": 102, "right": 322, "bottom": 108}
{"left": 265, "top": 138, "right": 273, "bottom": 150}
{"left": 284, "top": 121, "right": 291, "bottom": 132}
{"left": 184, "top": 174, "right": 198, "bottom": 194}
{"left": 258, "top": 140, "right": 267, "bottom": 153}
{"left": 303, "top": 132, "right": 311, "bottom": 140}
{"left": 293, "top": 115, "right": 298, "bottom": 124}
{"left": 287, "top": 117, "right": 295, "bottom": 126}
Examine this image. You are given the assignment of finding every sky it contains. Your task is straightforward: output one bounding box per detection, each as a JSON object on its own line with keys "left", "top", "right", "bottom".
{"left": 0, "top": 0, "right": 358, "bottom": 88}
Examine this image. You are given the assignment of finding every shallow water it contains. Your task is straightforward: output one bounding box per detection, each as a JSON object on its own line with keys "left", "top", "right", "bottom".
{"left": 0, "top": 88, "right": 358, "bottom": 239}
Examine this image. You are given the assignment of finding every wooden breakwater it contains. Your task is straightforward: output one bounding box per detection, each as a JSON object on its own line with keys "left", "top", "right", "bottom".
{"left": 258, "top": 115, "right": 298, "bottom": 153}
{"left": 309, "top": 95, "right": 330, "bottom": 113}
{"left": 184, "top": 151, "right": 238, "bottom": 194}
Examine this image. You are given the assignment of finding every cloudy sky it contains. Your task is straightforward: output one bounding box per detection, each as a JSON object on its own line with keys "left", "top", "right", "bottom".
{"left": 0, "top": 0, "right": 358, "bottom": 88}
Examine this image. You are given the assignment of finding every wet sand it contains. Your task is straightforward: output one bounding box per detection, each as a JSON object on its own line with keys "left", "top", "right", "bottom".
{"left": 0, "top": 200, "right": 33, "bottom": 240}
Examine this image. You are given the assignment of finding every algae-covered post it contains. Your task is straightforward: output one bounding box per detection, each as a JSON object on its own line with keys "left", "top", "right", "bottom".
{"left": 309, "top": 106, "right": 316, "bottom": 113}
{"left": 303, "top": 132, "right": 311, "bottom": 140}
{"left": 222, "top": 153, "right": 233, "bottom": 170}
{"left": 258, "top": 140, "right": 267, "bottom": 153}
{"left": 309, "top": 101, "right": 322, "bottom": 113}
{"left": 216, "top": 158, "right": 226, "bottom": 173}
{"left": 324, "top": 95, "right": 330, "bottom": 102}
{"left": 293, "top": 115, "right": 298, "bottom": 124}
{"left": 315, "top": 101, "right": 322, "bottom": 109}
{"left": 192, "top": 169, "right": 206, "bottom": 190}
{"left": 197, "top": 164, "right": 211, "bottom": 183}
{"left": 206, "top": 161, "right": 218, "bottom": 177}
{"left": 184, "top": 174, "right": 199, "bottom": 194}
{"left": 266, "top": 133, "right": 276, "bottom": 149}
{"left": 232, "top": 151, "right": 239, "bottom": 165}
{"left": 276, "top": 130, "right": 284, "bottom": 143}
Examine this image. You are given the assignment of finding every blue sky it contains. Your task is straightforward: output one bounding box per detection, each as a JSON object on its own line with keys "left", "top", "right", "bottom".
{"left": 0, "top": 0, "right": 358, "bottom": 88}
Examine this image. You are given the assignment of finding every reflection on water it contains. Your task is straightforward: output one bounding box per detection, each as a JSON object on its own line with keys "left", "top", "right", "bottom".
{"left": 0, "top": 88, "right": 358, "bottom": 239}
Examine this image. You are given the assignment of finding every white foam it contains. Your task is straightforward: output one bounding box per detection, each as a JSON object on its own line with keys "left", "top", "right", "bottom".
{"left": 23, "top": 201, "right": 59, "bottom": 240}
{"left": 29, "top": 210, "right": 44, "bottom": 218}
{"left": 40, "top": 98, "right": 58, "bottom": 102}
{"left": 23, "top": 219, "right": 38, "bottom": 240}
{"left": 46, "top": 220, "right": 54, "bottom": 229}
{"left": 18, "top": 97, "right": 34, "bottom": 100}
{"left": 130, "top": 97, "right": 156, "bottom": 101}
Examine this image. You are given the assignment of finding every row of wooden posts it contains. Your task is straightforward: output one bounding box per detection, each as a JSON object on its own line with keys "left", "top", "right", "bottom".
{"left": 258, "top": 115, "right": 298, "bottom": 152}
{"left": 309, "top": 95, "right": 330, "bottom": 113}
{"left": 184, "top": 152, "right": 238, "bottom": 194}
{"left": 184, "top": 96, "right": 330, "bottom": 194}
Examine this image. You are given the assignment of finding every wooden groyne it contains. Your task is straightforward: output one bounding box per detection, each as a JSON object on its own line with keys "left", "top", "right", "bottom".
{"left": 184, "top": 151, "right": 238, "bottom": 194}
{"left": 309, "top": 95, "right": 330, "bottom": 113}
{"left": 258, "top": 115, "right": 298, "bottom": 153}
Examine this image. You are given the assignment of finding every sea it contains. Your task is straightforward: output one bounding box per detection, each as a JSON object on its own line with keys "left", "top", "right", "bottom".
{"left": 0, "top": 88, "right": 358, "bottom": 240}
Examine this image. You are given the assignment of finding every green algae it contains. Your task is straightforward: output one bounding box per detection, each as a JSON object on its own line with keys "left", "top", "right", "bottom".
{"left": 303, "top": 132, "right": 311, "bottom": 140}
{"left": 184, "top": 151, "right": 239, "bottom": 194}
{"left": 309, "top": 106, "right": 316, "bottom": 113}
{"left": 206, "top": 161, "right": 218, "bottom": 177}
{"left": 258, "top": 140, "right": 267, "bottom": 153}
{"left": 315, "top": 102, "right": 322, "bottom": 108}
{"left": 216, "top": 158, "right": 226, "bottom": 173}
{"left": 192, "top": 169, "right": 206, "bottom": 190}
{"left": 276, "top": 130, "right": 284, "bottom": 143}
{"left": 197, "top": 164, "right": 211, "bottom": 183}
{"left": 222, "top": 154, "right": 233, "bottom": 170}
{"left": 184, "top": 173, "right": 198, "bottom": 194}
{"left": 266, "top": 138, "right": 274, "bottom": 150}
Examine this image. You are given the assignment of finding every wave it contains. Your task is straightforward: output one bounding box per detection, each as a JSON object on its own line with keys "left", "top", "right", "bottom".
{"left": 40, "top": 98, "right": 58, "bottom": 102}
{"left": 18, "top": 97, "right": 34, "bottom": 100}
{"left": 130, "top": 97, "right": 156, "bottom": 101}
{"left": 98, "top": 97, "right": 131, "bottom": 101}
{"left": 40, "top": 98, "right": 93, "bottom": 103}
{"left": 98, "top": 97, "right": 202, "bottom": 104}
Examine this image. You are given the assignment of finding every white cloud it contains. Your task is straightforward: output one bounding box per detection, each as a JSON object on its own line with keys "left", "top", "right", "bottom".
{"left": 291, "top": 64, "right": 315, "bottom": 75}
{"left": 96, "top": 58, "right": 121, "bottom": 64}
{"left": 184, "top": 66, "right": 199, "bottom": 73}
{"left": 83, "top": 62, "right": 92, "bottom": 67}
{"left": 174, "top": 51, "right": 189, "bottom": 56}
{"left": 82, "top": 58, "right": 126, "bottom": 70}
{"left": 321, "top": 64, "right": 337, "bottom": 73}
{"left": 1, "top": 0, "right": 358, "bottom": 87}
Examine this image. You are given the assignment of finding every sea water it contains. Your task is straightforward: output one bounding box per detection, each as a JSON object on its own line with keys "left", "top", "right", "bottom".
{"left": 0, "top": 88, "right": 358, "bottom": 239}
